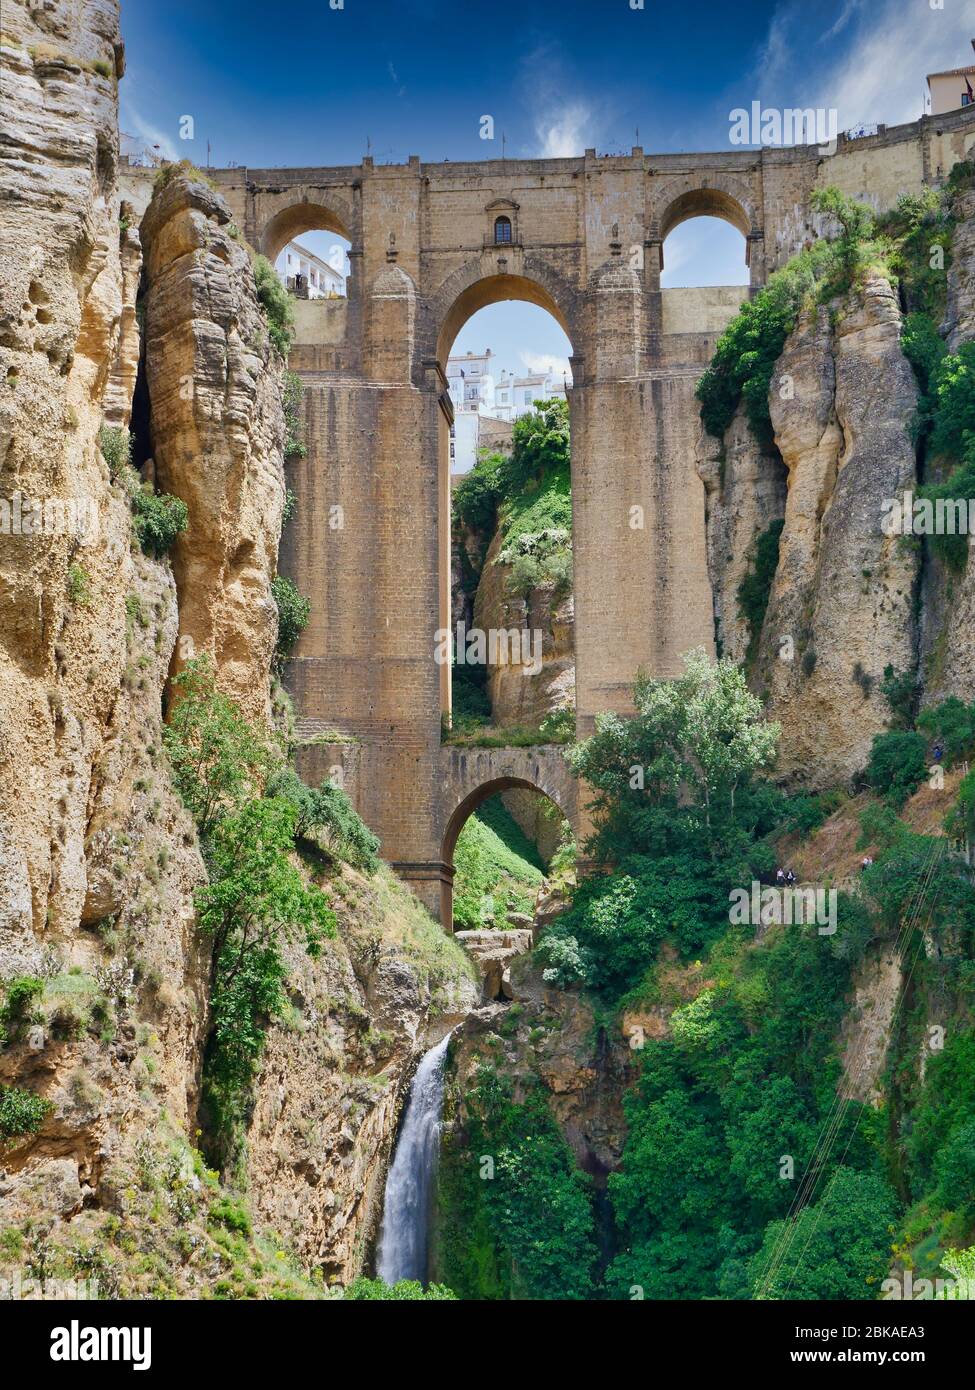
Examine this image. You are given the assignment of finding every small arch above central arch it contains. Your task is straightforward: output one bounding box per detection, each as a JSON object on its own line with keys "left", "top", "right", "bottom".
{"left": 434, "top": 267, "right": 576, "bottom": 366}
{"left": 261, "top": 199, "right": 354, "bottom": 264}
{"left": 659, "top": 187, "right": 752, "bottom": 244}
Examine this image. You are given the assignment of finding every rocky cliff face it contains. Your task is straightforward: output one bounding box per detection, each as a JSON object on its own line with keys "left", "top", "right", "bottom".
{"left": 140, "top": 173, "right": 286, "bottom": 728}
{"left": 242, "top": 866, "right": 476, "bottom": 1283}
{"left": 472, "top": 528, "right": 575, "bottom": 727}
{"left": 0, "top": 3, "right": 471, "bottom": 1294}
{"left": 700, "top": 275, "right": 923, "bottom": 787}
{"left": 696, "top": 407, "right": 787, "bottom": 664}
{"left": 759, "top": 275, "right": 920, "bottom": 787}
{"left": 0, "top": 0, "right": 211, "bottom": 1262}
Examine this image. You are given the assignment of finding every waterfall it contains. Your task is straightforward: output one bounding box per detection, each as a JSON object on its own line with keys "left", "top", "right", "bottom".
{"left": 376, "top": 1033, "right": 451, "bottom": 1285}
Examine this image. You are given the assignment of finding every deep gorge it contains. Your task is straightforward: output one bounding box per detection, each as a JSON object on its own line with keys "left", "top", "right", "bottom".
{"left": 1, "top": 0, "right": 974, "bottom": 1309}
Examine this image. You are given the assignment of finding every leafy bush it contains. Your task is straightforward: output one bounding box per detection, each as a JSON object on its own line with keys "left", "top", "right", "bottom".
{"left": 864, "top": 730, "right": 928, "bottom": 807}
{"left": 0, "top": 976, "right": 44, "bottom": 1047}
{"left": 99, "top": 425, "right": 132, "bottom": 477}
{"left": 343, "top": 1277, "right": 457, "bottom": 1300}
{"left": 0, "top": 1085, "right": 52, "bottom": 1144}
{"left": 132, "top": 484, "right": 188, "bottom": 558}
{"left": 880, "top": 663, "right": 920, "bottom": 730}
{"left": 67, "top": 563, "right": 91, "bottom": 606}
{"left": 163, "top": 655, "right": 270, "bottom": 835}
{"left": 696, "top": 235, "right": 840, "bottom": 444}
{"left": 737, "top": 518, "right": 783, "bottom": 652}
{"left": 452, "top": 451, "right": 503, "bottom": 533}
{"left": 282, "top": 371, "right": 306, "bottom": 462}
{"left": 271, "top": 575, "right": 310, "bottom": 662}
{"left": 916, "top": 696, "right": 975, "bottom": 766}
{"left": 208, "top": 1196, "right": 252, "bottom": 1235}
{"left": 253, "top": 255, "right": 294, "bottom": 357}
{"left": 264, "top": 767, "right": 380, "bottom": 871}
{"left": 538, "top": 705, "right": 575, "bottom": 743}
{"left": 748, "top": 1167, "right": 897, "bottom": 1300}
{"left": 198, "top": 797, "right": 336, "bottom": 1157}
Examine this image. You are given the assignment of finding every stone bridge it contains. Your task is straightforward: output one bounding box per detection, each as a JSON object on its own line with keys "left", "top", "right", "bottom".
{"left": 121, "top": 112, "right": 973, "bottom": 927}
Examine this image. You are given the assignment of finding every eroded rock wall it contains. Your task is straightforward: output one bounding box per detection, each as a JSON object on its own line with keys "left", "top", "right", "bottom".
{"left": 472, "top": 528, "right": 575, "bottom": 727}
{"left": 140, "top": 173, "right": 286, "bottom": 728}
{"left": 701, "top": 276, "right": 922, "bottom": 788}
{"left": 245, "top": 868, "right": 477, "bottom": 1282}
{"left": 696, "top": 406, "right": 788, "bottom": 664}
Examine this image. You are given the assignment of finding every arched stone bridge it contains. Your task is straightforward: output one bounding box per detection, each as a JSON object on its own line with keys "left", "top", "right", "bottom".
{"left": 138, "top": 113, "right": 972, "bottom": 927}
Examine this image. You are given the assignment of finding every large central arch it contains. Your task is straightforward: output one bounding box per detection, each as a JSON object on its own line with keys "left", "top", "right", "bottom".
{"left": 430, "top": 260, "right": 579, "bottom": 724}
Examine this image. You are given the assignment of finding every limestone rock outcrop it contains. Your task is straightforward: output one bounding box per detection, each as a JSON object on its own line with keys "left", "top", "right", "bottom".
{"left": 756, "top": 277, "right": 920, "bottom": 786}
{"left": 446, "top": 956, "right": 631, "bottom": 1179}
{"left": 696, "top": 405, "right": 787, "bottom": 664}
{"left": 140, "top": 172, "right": 286, "bottom": 727}
{"left": 472, "top": 527, "right": 575, "bottom": 727}
{"left": 0, "top": 0, "right": 131, "bottom": 938}
{"left": 243, "top": 870, "right": 477, "bottom": 1282}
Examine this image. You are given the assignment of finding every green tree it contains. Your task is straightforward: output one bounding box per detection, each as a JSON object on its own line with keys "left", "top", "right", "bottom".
{"left": 569, "top": 648, "right": 780, "bottom": 861}
{"left": 749, "top": 1167, "right": 897, "bottom": 1300}
{"left": 198, "top": 797, "right": 336, "bottom": 1150}
{"left": 864, "top": 730, "right": 928, "bottom": 807}
{"left": 163, "top": 655, "right": 269, "bottom": 836}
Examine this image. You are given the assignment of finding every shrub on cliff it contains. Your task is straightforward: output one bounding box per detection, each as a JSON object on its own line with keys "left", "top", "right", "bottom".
{"left": 264, "top": 766, "right": 380, "bottom": 871}
{"left": 131, "top": 483, "right": 188, "bottom": 558}
{"left": 0, "top": 1084, "right": 52, "bottom": 1144}
{"left": 864, "top": 730, "right": 928, "bottom": 807}
{"left": 163, "top": 655, "right": 270, "bottom": 835}
{"left": 198, "top": 797, "right": 336, "bottom": 1156}
{"left": 736, "top": 517, "right": 784, "bottom": 656}
{"left": 271, "top": 575, "right": 310, "bottom": 663}
{"left": 253, "top": 255, "right": 294, "bottom": 357}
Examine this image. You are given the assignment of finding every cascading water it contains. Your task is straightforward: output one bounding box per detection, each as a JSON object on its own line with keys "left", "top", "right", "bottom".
{"left": 375, "top": 1033, "right": 451, "bottom": 1285}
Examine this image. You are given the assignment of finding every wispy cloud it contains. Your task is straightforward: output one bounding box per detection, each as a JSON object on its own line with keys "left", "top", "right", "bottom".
{"left": 387, "top": 60, "right": 406, "bottom": 97}
{"left": 752, "top": 0, "right": 973, "bottom": 129}
{"left": 521, "top": 42, "right": 605, "bottom": 157}
{"left": 119, "top": 95, "right": 178, "bottom": 161}
{"left": 817, "top": 0, "right": 863, "bottom": 45}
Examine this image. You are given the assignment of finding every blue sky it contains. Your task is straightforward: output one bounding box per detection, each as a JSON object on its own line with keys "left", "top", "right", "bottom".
{"left": 120, "top": 0, "right": 973, "bottom": 376}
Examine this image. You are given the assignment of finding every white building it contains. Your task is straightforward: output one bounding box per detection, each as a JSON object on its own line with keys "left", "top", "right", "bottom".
{"left": 275, "top": 240, "right": 344, "bottom": 299}
{"left": 446, "top": 348, "right": 569, "bottom": 472}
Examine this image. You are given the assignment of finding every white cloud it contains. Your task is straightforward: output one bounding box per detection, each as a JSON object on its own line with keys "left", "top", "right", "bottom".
{"left": 520, "top": 350, "right": 572, "bottom": 380}
{"left": 817, "top": 0, "right": 863, "bottom": 45}
{"left": 818, "top": 1, "right": 973, "bottom": 127}
{"left": 119, "top": 95, "right": 178, "bottom": 161}
{"left": 521, "top": 43, "right": 605, "bottom": 158}
{"left": 753, "top": 0, "right": 973, "bottom": 130}
{"left": 534, "top": 99, "right": 598, "bottom": 158}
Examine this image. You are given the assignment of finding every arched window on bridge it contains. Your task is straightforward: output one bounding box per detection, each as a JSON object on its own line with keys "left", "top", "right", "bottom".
{"left": 659, "top": 214, "right": 750, "bottom": 335}
{"left": 494, "top": 215, "right": 513, "bottom": 245}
